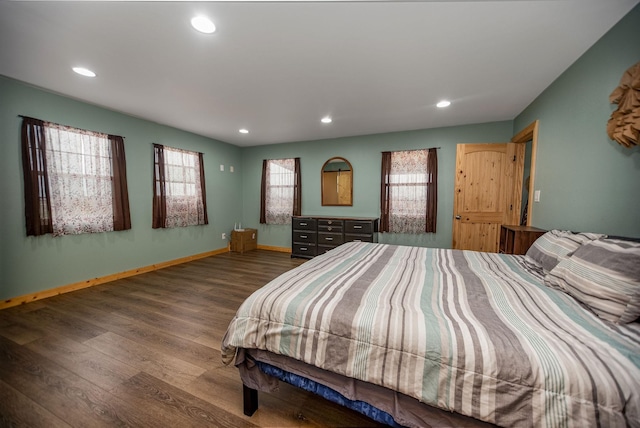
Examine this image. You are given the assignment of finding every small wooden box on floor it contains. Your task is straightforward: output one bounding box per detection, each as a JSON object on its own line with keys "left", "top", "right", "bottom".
{"left": 231, "top": 229, "right": 257, "bottom": 253}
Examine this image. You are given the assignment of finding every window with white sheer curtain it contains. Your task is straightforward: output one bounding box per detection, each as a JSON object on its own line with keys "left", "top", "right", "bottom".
{"left": 152, "top": 144, "right": 208, "bottom": 228}
{"left": 21, "top": 117, "right": 131, "bottom": 237}
{"left": 260, "top": 158, "right": 301, "bottom": 225}
{"left": 380, "top": 148, "right": 437, "bottom": 234}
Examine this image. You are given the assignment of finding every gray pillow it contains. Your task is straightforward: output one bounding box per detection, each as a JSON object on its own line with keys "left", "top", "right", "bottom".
{"left": 544, "top": 238, "right": 640, "bottom": 324}
{"left": 525, "top": 230, "right": 605, "bottom": 273}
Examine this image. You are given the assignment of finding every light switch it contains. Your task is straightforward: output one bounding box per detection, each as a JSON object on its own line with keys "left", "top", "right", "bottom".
{"left": 220, "top": 164, "right": 224, "bottom": 172}
{"left": 534, "top": 190, "right": 541, "bottom": 202}
{"left": 230, "top": 166, "right": 234, "bottom": 173}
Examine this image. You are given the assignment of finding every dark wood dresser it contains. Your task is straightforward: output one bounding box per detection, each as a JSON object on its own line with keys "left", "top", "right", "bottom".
{"left": 292, "top": 216, "right": 379, "bottom": 259}
{"left": 499, "top": 225, "right": 546, "bottom": 255}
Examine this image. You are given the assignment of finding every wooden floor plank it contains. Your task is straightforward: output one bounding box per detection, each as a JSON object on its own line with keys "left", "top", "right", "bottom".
{"left": 0, "top": 379, "right": 72, "bottom": 428}
{"left": 25, "top": 333, "right": 139, "bottom": 393}
{"left": 0, "top": 335, "right": 150, "bottom": 427}
{"left": 0, "top": 250, "right": 385, "bottom": 427}
{"left": 85, "top": 332, "right": 207, "bottom": 389}
{"left": 113, "top": 371, "right": 258, "bottom": 428}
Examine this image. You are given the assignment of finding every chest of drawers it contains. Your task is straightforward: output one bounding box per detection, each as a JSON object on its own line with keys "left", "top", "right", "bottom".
{"left": 292, "top": 216, "right": 379, "bottom": 259}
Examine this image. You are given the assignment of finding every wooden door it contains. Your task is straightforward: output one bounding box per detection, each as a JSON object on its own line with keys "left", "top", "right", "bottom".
{"left": 452, "top": 143, "right": 524, "bottom": 252}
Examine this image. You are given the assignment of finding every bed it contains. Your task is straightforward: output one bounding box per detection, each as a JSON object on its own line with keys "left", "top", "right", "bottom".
{"left": 221, "top": 234, "right": 640, "bottom": 427}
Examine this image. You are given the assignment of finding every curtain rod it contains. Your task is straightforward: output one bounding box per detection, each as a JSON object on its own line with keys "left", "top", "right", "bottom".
{"left": 18, "top": 115, "right": 125, "bottom": 139}
{"left": 262, "top": 157, "right": 301, "bottom": 161}
{"left": 381, "top": 147, "right": 440, "bottom": 153}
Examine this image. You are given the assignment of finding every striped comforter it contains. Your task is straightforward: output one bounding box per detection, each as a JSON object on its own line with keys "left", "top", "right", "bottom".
{"left": 221, "top": 242, "right": 640, "bottom": 427}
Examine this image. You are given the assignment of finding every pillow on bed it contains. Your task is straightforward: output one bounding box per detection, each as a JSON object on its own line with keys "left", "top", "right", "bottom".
{"left": 525, "top": 230, "right": 606, "bottom": 272}
{"left": 544, "top": 238, "right": 640, "bottom": 324}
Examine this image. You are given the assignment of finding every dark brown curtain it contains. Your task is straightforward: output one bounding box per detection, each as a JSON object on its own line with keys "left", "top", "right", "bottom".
{"left": 21, "top": 117, "right": 53, "bottom": 236}
{"left": 109, "top": 135, "right": 131, "bottom": 231}
{"left": 259, "top": 159, "right": 267, "bottom": 224}
{"left": 152, "top": 144, "right": 167, "bottom": 228}
{"left": 425, "top": 148, "right": 438, "bottom": 233}
{"left": 379, "top": 151, "right": 391, "bottom": 233}
{"left": 198, "top": 152, "right": 209, "bottom": 225}
{"left": 293, "top": 157, "right": 301, "bottom": 217}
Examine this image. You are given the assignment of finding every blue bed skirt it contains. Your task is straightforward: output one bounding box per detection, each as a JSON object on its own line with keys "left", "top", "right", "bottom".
{"left": 257, "top": 361, "right": 404, "bottom": 427}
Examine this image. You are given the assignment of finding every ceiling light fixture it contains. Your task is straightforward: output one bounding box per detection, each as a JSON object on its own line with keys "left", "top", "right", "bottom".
{"left": 191, "top": 15, "right": 216, "bottom": 34}
{"left": 239, "top": 129, "right": 249, "bottom": 134}
{"left": 436, "top": 100, "right": 451, "bottom": 108}
{"left": 72, "top": 67, "right": 96, "bottom": 77}
{"left": 321, "top": 117, "right": 332, "bottom": 124}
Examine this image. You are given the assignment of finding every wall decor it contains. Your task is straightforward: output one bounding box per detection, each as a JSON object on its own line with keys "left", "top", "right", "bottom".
{"left": 607, "top": 61, "right": 640, "bottom": 148}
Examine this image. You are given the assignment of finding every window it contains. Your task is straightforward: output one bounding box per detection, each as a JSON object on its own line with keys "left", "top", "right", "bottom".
{"left": 152, "top": 144, "right": 208, "bottom": 228}
{"left": 21, "top": 117, "right": 131, "bottom": 236}
{"left": 380, "top": 148, "right": 438, "bottom": 233}
{"left": 260, "top": 158, "right": 301, "bottom": 225}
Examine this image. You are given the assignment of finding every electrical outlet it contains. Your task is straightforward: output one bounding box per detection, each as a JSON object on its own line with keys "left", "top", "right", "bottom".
{"left": 222, "top": 232, "right": 226, "bottom": 240}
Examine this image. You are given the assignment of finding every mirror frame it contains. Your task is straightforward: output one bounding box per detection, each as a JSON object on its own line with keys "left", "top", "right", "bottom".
{"left": 321, "top": 157, "right": 353, "bottom": 206}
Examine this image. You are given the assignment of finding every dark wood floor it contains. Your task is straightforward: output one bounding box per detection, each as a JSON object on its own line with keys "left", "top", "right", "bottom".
{"left": 0, "top": 250, "right": 386, "bottom": 427}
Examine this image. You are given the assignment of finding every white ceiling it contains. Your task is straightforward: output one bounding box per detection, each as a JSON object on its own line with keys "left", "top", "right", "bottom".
{"left": 1, "top": 1, "right": 638, "bottom": 147}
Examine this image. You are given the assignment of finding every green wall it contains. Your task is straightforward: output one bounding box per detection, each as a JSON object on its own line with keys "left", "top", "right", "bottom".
{"left": 2, "top": 4, "right": 638, "bottom": 302}
{"left": 515, "top": 4, "right": 640, "bottom": 236}
{"left": 240, "top": 121, "right": 514, "bottom": 249}
{"left": 0, "top": 76, "right": 242, "bottom": 301}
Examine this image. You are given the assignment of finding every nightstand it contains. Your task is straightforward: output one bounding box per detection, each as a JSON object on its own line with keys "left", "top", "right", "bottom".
{"left": 499, "top": 225, "right": 546, "bottom": 255}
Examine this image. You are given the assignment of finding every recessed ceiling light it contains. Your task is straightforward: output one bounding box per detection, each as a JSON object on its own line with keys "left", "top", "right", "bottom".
{"left": 72, "top": 67, "right": 96, "bottom": 77}
{"left": 321, "top": 117, "right": 332, "bottom": 124}
{"left": 191, "top": 15, "right": 216, "bottom": 34}
{"left": 436, "top": 100, "right": 451, "bottom": 108}
{"left": 239, "top": 129, "right": 249, "bottom": 134}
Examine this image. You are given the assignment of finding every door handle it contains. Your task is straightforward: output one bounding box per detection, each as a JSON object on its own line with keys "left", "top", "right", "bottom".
{"left": 455, "top": 215, "right": 461, "bottom": 220}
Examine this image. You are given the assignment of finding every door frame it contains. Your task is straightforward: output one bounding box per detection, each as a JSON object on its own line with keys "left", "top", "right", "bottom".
{"left": 511, "top": 120, "right": 539, "bottom": 226}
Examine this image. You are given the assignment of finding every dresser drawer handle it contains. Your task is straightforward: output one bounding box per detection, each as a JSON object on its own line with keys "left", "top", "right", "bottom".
{"left": 327, "top": 226, "right": 332, "bottom": 231}
{"left": 300, "top": 235, "right": 307, "bottom": 238}
{"left": 300, "top": 247, "right": 307, "bottom": 251}
{"left": 328, "top": 220, "right": 332, "bottom": 225}
{"left": 325, "top": 237, "right": 333, "bottom": 241}
{"left": 300, "top": 222, "right": 307, "bottom": 226}
{"left": 353, "top": 225, "right": 363, "bottom": 229}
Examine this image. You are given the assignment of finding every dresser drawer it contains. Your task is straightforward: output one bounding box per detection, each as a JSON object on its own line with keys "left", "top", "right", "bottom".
{"left": 293, "top": 230, "right": 317, "bottom": 243}
{"left": 318, "top": 224, "right": 343, "bottom": 233}
{"left": 292, "top": 243, "right": 317, "bottom": 257}
{"left": 344, "top": 233, "right": 374, "bottom": 243}
{"left": 318, "top": 219, "right": 343, "bottom": 228}
{"left": 318, "top": 245, "right": 339, "bottom": 255}
{"left": 318, "top": 232, "right": 344, "bottom": 246}
{"left": 345, "top": 220, "right": 374, "bottom": 234}
{"left": 293, "top": 217, "right": 316, "bottom": 230}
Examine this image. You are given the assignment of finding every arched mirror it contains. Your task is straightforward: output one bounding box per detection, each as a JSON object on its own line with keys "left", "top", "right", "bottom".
{"left": 321, "top": 157, "right": 353, "bottom": 206}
